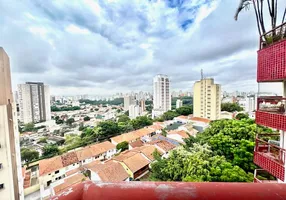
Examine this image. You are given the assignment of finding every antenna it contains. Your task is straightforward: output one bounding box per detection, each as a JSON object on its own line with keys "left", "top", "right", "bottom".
{"left": 201, "top": 69, "right": 204, "bottom": 80}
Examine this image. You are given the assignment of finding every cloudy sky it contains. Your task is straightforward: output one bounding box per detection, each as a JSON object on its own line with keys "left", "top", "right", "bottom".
{"left": 1, "top": 0, "right": 285, "bottom": 95}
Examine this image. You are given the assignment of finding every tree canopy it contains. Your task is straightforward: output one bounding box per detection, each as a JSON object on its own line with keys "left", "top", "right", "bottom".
{"left": 83, "top": 116, "right": 91, "bottom": 121}
{"left": 51, "top": 106, "right": 80, "bottom": 112}
{"left": 117, "top": 114, "right": 130, "bottom": 123}
{"left": 116, "top": 141, "right": 129, "bottom": 152}
{"left": 42, "top": 144, "right": 60, "bottom": 158}
{"left": 221, "top": 103, "right": 243, "bottom": 112}
{"left": 23, "top": 123, "right": 35, "bottom": 132}
{"left": 21, "top": 148, "right": 39, "bottom": 163}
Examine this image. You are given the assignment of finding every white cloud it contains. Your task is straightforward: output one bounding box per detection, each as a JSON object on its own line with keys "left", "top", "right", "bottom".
{"left": 65, "top": 24, "right": 91, "bottom": 35}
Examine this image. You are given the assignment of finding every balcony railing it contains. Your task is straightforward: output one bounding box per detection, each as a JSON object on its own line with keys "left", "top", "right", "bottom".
{"left": 256, "top": 97, "right": 286, "bottom": 131}
{"left": 253, "top": 169, "right": 277, "bottom": 183}
{"left": 257, "top": 23, "right": 286, "bottom": 82}
{"left": 260, "top": 22, "right": 286, "bottom": 50}
{"left": 51, "top": 181, "right": 286, "bottom": 200}
{"left": 254, "top": 134, "right": 285, "bottom": 181}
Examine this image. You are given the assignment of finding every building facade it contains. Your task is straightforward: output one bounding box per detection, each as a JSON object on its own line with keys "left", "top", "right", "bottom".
{"left": 193, "top": 78, "right": 221, "bottom": 120}
{"left": 152, "top": 75, "right": 171, "bottom": 118}
{"left": 176, "top": 99, "right": 183, "bottom": 109}
{"left": 124, "top": 95, "right": 134, "bottom": 111}
{"left": 0, "top": 47, "right": 24, "bottom": 200}
{"left": 129, "top": 104, "right": 141, "bottom": 119}
{"left": 18, "top": 82, "right": 51, "bottom": 123}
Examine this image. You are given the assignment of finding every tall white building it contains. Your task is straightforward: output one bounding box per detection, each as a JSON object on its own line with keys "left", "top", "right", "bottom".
{"left": 129, "top": 104, "right": 141, "bottom": 119}
{"left": 152, "top": 75, "right": 171, "bottom": 118}
{"left": 0, "top": 47, "right": 24, "bottom": 200}
{"left": 124, "top": 95, "right": 134, "bottom": 111}
{"left": 193, "top": 78, "right": 221, "bottom": 120}
{"left": 238, "top": 95, "right": 256, "bottom": 113}
{"left": 176, "top": 99, "right": 183, "bottom": 109}
{"left": 18, "top": 82, "right": 51, "bottom": 124}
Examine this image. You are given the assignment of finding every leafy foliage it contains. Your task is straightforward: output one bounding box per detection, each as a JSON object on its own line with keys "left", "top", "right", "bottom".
{"left": 221, "top": 103, "right": 243, "bottom": 112}
{"left": 80, "top": 98, "right": 123, "bottom": 106}
{"left": 116, "top": 141, "right": 129, "bottom": 152}
{"left": 117, "top": 115, "right": 130, "bottom": 123}
{"left": 66, "top": 118, "right": 75, "bottom": 125}
{"left": 51, "top": 106, "right": 80, "bottom": 112}
{"left": 23, "top": 123, "right": 35, "bottom": 132}
{"left": 130, "top": 116, "right": 153, "bottom": 130}
{"left": 42, "top": 144, "right": 60, "bottom": 157}
{"left": 235, "top": 113, "right": 249, "bottom": 120}
{"left": 150, "top": 144, "right": 252, "bottom": 182}
{"left": 21, "top": 148, "right": 39, "bottom": 163}
{"left": 83, "top": 116, "right": 91, "bottom": 121}
{"left": 175, "top": 105, "right": 193, "bottom": 115}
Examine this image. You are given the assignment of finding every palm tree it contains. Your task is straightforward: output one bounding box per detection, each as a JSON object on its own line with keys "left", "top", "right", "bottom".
{"left": 234, "top": 0, "right": 286, "bottom": 45}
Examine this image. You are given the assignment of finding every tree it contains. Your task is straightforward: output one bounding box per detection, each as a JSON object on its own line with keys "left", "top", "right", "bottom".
{"left": 150, "top": 144, "right": 252, "bottom": 182}
{"left": 161, "top": 129, "right": 167, "bottom": 137}
{"left": 175, "top": 106, "right": 193, "bottom": 116}
{"left": 117, "top": 115, "right": 130, "bottom": 123}
{"left": 21, "top": 148, "right": 39, "bottom": 163}
{"left": 116, "top": 141, "right": 129, "bottom": 152}
{"left": 236, "top": 113, "right": 249, "bottom": 120}
{"left": 23, "top": 123, "right": 35, "bottom": 132}
{"left": 196, "top": 119, "right": 272, "bottom": 172}
{"left": 161, "top": 111, "right": 179, "bottom": 121}
{"left": 83, "top": 116, "right": 90, "bottom": 121}
{"left": 42, "top": 144, "right": 60, "bottom": 157}
{"left": 38, "top": 137, "right": 47, "bottom": 144}
{"left": 221, "top": 103, "right": 243, "bottom": 112}
{"left": 234, "top": 0, "right": 285, "bottom": 39}
{"left": 130, "top": 116, "right": 152, "bottom": 130}
{"left": 66, "top": 118, "right": 75, "bottom": 125}
{"left": 96, "top": 121, "right": 121, "bottom": 137}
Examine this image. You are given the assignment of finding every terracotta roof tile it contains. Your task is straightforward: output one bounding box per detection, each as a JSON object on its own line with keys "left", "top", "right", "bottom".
{"left": 129, "top": 140, "right": 144, "bottom": 148}
{"left": 168, "top": 130, "right": 190, "bottom": 139}
{"left": 75, "top": 148, "right": 93, "bottom": 161}
{"left": 39, "top": 156, "right": 63, "bottom": 176}
{"left": 61, "top": 152, "right": 79, "bottom": 167}
{"left": 53, "top": 173, "right": 88, "bottom": 195}
{"left": 111, "top": 128, "right": 154, "bottom": 144}
{"left": 131, "top": 145, "right": 160, "bottom": 161}
{"left": 87, "top": 161, "right": 129, "bottom": 182}
{"left": 89, "top": 141, "right": 115, "bottom": 156}
{"left": 123, "top": 153, "right": 150, "bottom": 173}
{"left": 149, "top": 140, "right": 176, "bottom": 153}
{"left": 177, "top": 115, "right": 189, "bottom": 119}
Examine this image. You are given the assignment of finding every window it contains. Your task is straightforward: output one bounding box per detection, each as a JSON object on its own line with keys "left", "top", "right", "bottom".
{"left": 47, "top": 181, "right": 52, "bottom": 187}
{"left": 0, "top": 184, "right": 4, "bottom": 189}
{"left": 0, "top": 163, "right": 2, "bottom": 169}
{"left": 55, "top": 170, "right": 59, "bottom": 174}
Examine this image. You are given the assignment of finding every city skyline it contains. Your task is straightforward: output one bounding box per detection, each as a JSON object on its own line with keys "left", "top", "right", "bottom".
{"left": 1, "top": 0, "right": 284, "bottom": 96}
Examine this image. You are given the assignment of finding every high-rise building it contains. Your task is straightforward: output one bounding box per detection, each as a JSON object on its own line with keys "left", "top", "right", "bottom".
{"left": 129, "top": 104, "right": 141, "bottom": 119}
{"left": 0, "top": 47, "right": 24, "bottom": 200}
{"left": 193, "top": 78, "right": 221, "bottom": 120}
{"left": 140, "top": 100, "right": 146, "bottom": 113}
{"left": 18, "top": 82, "right": 51, "bottom": 124}
{"left": 124, "top": 95, "right": 134, "bottom": 111}
{"left": 176, "top": 99, "right": 183, "bottom": 109}
{"left": 152, "top": 75, "right": 171, "bottom": 118}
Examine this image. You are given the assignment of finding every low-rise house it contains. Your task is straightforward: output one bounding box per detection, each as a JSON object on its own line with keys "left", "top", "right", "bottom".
{"left": 167, "top": 129, "right": 192, "bottom": 143}
{"left": 174, "top": 115, "right": 189, "bottom": 124}
{"left": 112, "top": 150, "right": 150, "bottom": 180}
{"left": 129, "top": 140, "right": 144, "bottom": 150}
{"left": 39, "top": 141, "right": 116, "bottom": 187}
{"left": 150, "top": 135, "right": 181, "bottom": 146}
{"left": 51, "top": 173, "right": 88, "bottom": 196}
{"left": 189, "top": 117, "right": 210, "bottom": 132}
{"left": 84, "top": 160, "right": 129, "bottom": 182}
{"left": 147, "top": 140, "right": 176, "bottom": 156}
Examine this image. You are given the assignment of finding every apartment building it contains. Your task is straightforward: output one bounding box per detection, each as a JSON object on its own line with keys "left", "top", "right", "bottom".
{"left": 193, "top": 78, "right": 221, "bottom": 120}
{"left": 152, "top": 74, "right": 171, "bottom": 118}
{"left": 18, "top": 82, "right": 51, "bottom": 123}
{"left": 176, "top": 99, "right": 183, "bottom": 109}
{"left": 0, "top": 47, "right": 24, "bottom": 200}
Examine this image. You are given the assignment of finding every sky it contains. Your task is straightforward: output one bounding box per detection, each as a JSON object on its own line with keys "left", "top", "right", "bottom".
{"left": 0, "top": 0, "right": 285, "bottom": 96}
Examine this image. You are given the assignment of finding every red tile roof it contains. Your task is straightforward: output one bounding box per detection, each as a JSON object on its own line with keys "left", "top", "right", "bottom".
{"left": 111, "top": 128, "right": 154, "bottom": 144}
{"left": 148, "top": 140, "right": 176, "bottom": 153}
{"left": 129, "top": 140, "right": 144, "bottom": 148}
{"left": 39, "top": 156, "right": 64, "bottom": 176}
{"left": 168, "top": 130, "right": 190, "bottom": 139}
{"left": 61, "top": 152, "right": 79, "bottom": 167}
{"left": 53, "top": 174, "right": 88, "bottom": 195}
{"left": 87, "top": 161, "right": 129, "bottom": 182}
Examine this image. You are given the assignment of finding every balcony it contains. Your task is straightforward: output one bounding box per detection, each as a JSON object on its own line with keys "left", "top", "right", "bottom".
{"left": 253, "top": 169, "right": 277, "bottom": 183}
{"left": 257, "top": 22, "right": 286, "bottom": 82}
{"left": 51, "top": 181, "right": 286, "bottom": 200}
{"left": 253, "top": 134, "right": 285, "bottom": 181}
{"left": 256, "top": 97, "right": 286, "bottom": 131}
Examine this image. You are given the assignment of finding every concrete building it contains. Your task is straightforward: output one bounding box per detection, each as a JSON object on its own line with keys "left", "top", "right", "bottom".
{"left": 0, "top": 47, "right": 24, "bottom": 200}
{"left": 124, "top": 95, "right": 134, "bottom": 111}
{"left": 129, "top": 104, "right": 141, "bottom": 119}
{"left": 152, "top": 75, "right": 171, "bottom": 118}
{"left": 18, "top": 82, "right": 51, "bottom": 123}
{"left": 193, "top": 78, "right": 221, "bottom": 120}
{"left": 176, "top": 99, "right": 183, "bottom": 109}
{"left": 239, "top": 95, "right": 256, "bottom": 113}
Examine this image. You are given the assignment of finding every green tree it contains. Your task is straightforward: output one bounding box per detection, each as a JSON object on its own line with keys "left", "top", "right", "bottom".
{"left": 21, "top": 148, "right": 39, "bottom": 163}
{"left": 236, "top": 113, "right": 249, "bottom": 120}
{"left": 117, "top": 115, "right": 130, "bottom": 123}
{"left": 162, "top": 111, "right": 179, "bottom": 121}
{"left": 23, "top": 123, "right": 35, "bottom": 132}
{"left": 221, "top": 103, "right": 243, "bottom": 112}
{"left": 161, "top": 129, "right": 167, "bottom": 137}
{"left": 83, "top": 116, "right": 90, "bottom": 121}
{"left": 42, "top": 144, "right": 60, "bottom": 157}
{"left": 66, "top": 118, "right": 75, "bottom": 125}
{"left": 130, "top": 116, "right": 152, "bottom": 130}
{"left": 175, "top": 105, "right": 193, "bottom": 116}
{"left": 116, "top": 141, "right": 129, "bottom": 152}
{"left": 96, "top": 121, "right": 121, "bottom": 137}
{"left": 38, "top": 137, "right": 47, "bottom": 144}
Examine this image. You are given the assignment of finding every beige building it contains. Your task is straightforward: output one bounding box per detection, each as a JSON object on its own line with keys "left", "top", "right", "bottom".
{"left": 0, "top": 47, "right": 24, "bottom": 200}
{"left": 193, "top": 78, "right": 221, "bottom": 120}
